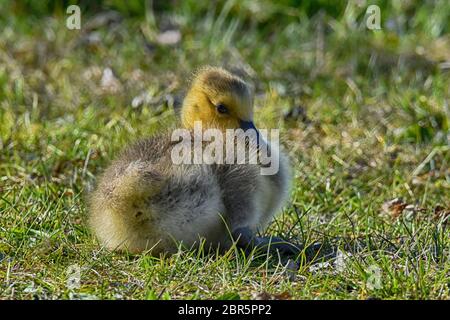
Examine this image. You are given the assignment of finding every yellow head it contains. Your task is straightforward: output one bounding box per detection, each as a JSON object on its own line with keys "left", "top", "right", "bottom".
{"left": 181, "top": 66, "right": 256, "bottom": 132}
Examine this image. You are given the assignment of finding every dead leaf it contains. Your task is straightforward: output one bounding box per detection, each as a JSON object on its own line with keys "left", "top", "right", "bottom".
{"left": 273, "top": 291, "right": 292, "bottom": 300}
{"left": 382, "top": 198, "right": 430, "bottom": 221}
{"left": 382, "top": 198, "right": 408, "bottom": 219}
{"left": 434, "top": 206, "right": 450, "bottom": 221}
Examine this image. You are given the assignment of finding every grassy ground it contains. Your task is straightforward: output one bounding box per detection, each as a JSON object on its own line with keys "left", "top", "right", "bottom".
{"left": 1, "top": 1, "right": 449, "bottom": 299}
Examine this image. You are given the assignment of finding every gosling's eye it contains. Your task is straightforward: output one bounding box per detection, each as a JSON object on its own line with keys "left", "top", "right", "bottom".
{"left": 216, "top": 104, "right": 228, "bottom": 114}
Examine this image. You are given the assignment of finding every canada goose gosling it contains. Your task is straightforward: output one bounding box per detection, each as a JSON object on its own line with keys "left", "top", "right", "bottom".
{"left": 88, "top": 66, "right": 297, "bottom": 256}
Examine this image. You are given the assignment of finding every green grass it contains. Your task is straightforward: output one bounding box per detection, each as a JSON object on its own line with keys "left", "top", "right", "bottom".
{"left": 0, "top": 0, "right": 449, "bottom": 299}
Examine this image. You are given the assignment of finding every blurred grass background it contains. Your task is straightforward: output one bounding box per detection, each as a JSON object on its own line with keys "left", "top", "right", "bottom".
{"left": 0, "top": 0, "right": 449, "bottom": 299}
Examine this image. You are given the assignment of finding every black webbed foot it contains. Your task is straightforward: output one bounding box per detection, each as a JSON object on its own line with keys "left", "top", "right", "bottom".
{"left": 232, "top": 227, "right": 301, "bottom": 257}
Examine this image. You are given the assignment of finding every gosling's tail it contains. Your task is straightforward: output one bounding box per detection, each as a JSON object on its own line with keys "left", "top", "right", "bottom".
{"left": 91, "top": 160, "right": 164, "bottom": 215}
{"left": 88, "top": 160, "right": 164, "bottom": 252}
{"left": 106, "top": 161, "right": 162, "bottom": 211}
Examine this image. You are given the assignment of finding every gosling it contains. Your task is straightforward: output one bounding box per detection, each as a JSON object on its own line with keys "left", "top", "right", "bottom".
{"left": 88, "top": 66, "right": 297, "bottom": 255}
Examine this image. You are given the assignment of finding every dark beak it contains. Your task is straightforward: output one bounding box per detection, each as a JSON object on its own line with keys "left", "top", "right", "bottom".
{"left": 240, "top": 120, "right": 260, "bottom": 147}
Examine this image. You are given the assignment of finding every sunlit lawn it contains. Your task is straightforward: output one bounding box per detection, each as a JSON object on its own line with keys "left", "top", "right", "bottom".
{"left": 0, "top": 1, "right": 449, "bottom": 299}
